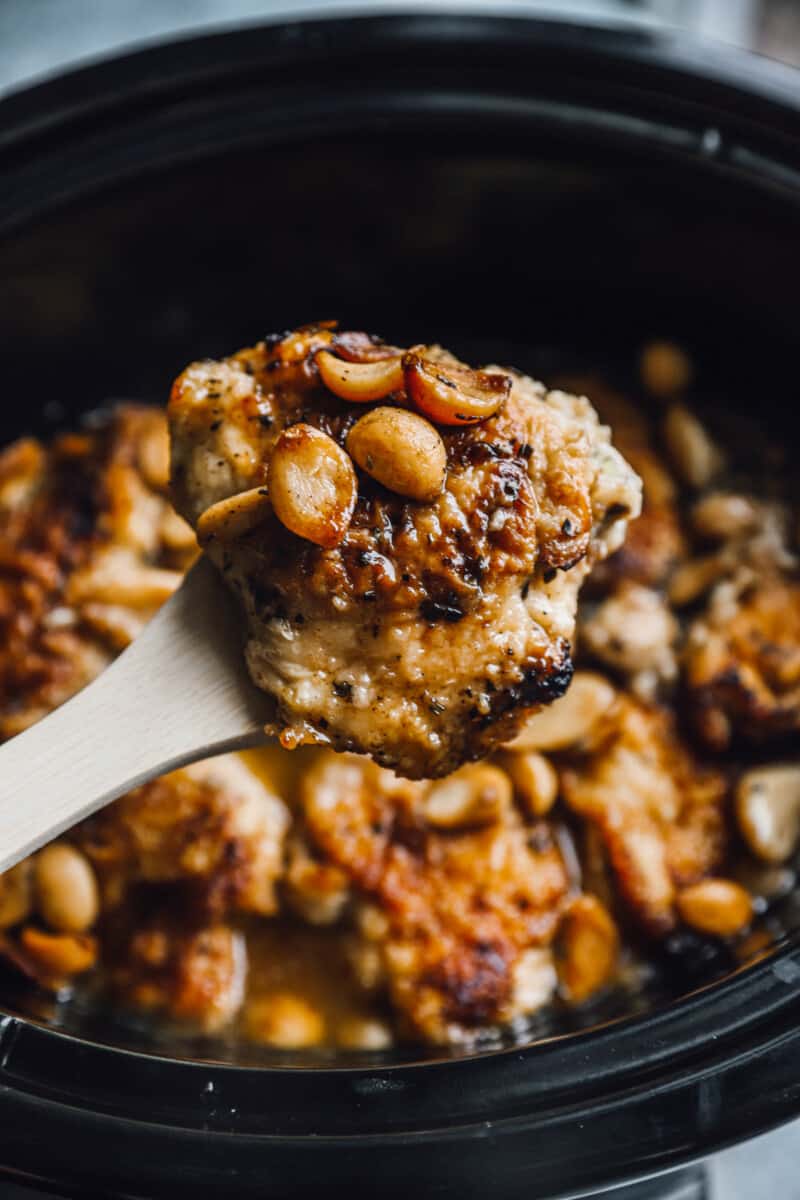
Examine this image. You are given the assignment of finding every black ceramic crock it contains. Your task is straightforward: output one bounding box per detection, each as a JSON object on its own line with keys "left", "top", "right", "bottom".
{"left": 1, "top": 12, "right": 800, "bottom": 1199}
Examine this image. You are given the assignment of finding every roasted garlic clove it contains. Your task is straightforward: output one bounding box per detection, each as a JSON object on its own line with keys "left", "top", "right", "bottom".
{"left": 497, "top": 751, "right": 559, "bottom": 817}
{"left": 34, "top": 844, "right": 99, "bottom": 934}
{"left": 335, "top": 1016, "right": 394, "bottom": 1050}
{"left": 347, "top": 407, "right": 447, "bottom": 502}
{"left": 316, "top": 349, "right": 404, "bottom": 403}
{"left": 269, "top": 423, "right": 357, "bottom": 548}
{"left": 639, "top": 340, "right": 693, "bottom": 398}
{"left": 244, "top": 992, "right": 326, "bottom": 1048}
{"left": 422, "top": 763, "right": 512, "bottom": 829}
{"left": 558, "top": 895, "right": 620, "bottom": 1004}
{"left": 505, "top": 672, "right": 617, "bottom": 753}
{"left": 677, "top": 878, "right": 753, "bottom": 937}
{"left": 196, "top": 487, "right": 272, "bottom": 545}
{"left": 403, "top": 350, "right": 510, "bottom": 425}
{"left": 136, "top": 420, "right": 171, "bottom": 491}
{"left": 736, "top": 764, "right": 800, "bottom": 864}
{"left": 663, "top": 403, "right": 724, "bottom": 490}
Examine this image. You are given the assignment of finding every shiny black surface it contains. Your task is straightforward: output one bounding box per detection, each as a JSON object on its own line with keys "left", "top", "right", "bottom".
{"left": 0, "top": 13, "right": 799, "bottom": 1198}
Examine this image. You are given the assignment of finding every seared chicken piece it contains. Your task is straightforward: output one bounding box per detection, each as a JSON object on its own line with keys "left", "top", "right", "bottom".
{"left": 0, "top": 409, "right": 288, "bottom": 1015}
{"left": 580, "top": 581, "right": 679, "bottom": 701}
{"left": 0, "top": 407, "right": 196, "bottom": 740}
{"left": 169, "top": 326, "right": 641, "bottom": 778}
{"left": 79, "top": 756, "right": 287, "bottom": 1032}
{"left": 299, "top": 752, "right": 568, "bottom": 1044}
{"left": 560, "top": 695, "right": 727, "bottom": 935}
{"left": 110, "top": 920, "right": 247, "bottom": 1032}
{"left": 3, "top": 748, "right": 288, "bottom": 1014}
{"left": 564, "top": 382, "right": 683, "bottom": 701}
{"left": 74, "top": 755, "right": 289, "bottom": 918}
{"left": 3, "top": 756, "right": 287, "bottom": 1015}
{"left": 685, "top": 574, "right": 800, "bottom": 750}
{"left": 669, "top": 492, "right": 796, "bottom": 611}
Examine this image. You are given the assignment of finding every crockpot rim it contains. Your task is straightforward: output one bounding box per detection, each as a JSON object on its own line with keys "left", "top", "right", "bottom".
{"left": 3, "top": 6, "right": 800, "bottom": 133}
{"left": 2, "top": 9, "right": 800, "bottom": 239}
{"left": 1, "top": 12, "right": 800, "bottom": 1194}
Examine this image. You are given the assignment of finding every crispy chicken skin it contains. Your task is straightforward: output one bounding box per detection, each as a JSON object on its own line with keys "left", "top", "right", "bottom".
{"left": 169, "top": 326, "right": 641, "bottom": 778}
{"left": 299, "top": 752, "right": 567, "bottom": 1043}
{"left": 561, "top": 696, "right": 726, "bottom": 935}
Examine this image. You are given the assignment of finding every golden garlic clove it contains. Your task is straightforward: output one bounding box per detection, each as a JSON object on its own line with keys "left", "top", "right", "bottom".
{"left": 244, "top": 992, "right": 326, "bottom": 1048}
{"left": 347, "top": 407, "right": 447, "bottom": 502}
{"left": 663, "top": 403, "right": 724, "bottom": 490}
{"left": 403, "top": 350, "right": 510, "bottom": 425}
{"left": 505, "top": 672, "right": 617, "bottom": 753}
{"left": 676, "top": 878, "right": 753, "bottom": 937}
{"left": 34, "top": 843, "right": 99, "bottom": 934}
{"left": 422, "top": 763, "right": 512, "bottom": 829}
{"left": 196, "top": 487, "right": 272, "bottom": 545}
{"left": 639, "top": 339, "right": 693, "bottom": 398}
{"left": 496, "top": 751, "right": 558, "bottom": 817}
{"left": 316, "top": 349, "right": 404, "bottom": 403}
{"left": 269, "top": 423, "right": 357, "bottom": 548}
{"left": 558, "top": 895, "right": 620, "bottom": 1005}
{"left": 735, "top": 764, "right": 800, "bottom": 863}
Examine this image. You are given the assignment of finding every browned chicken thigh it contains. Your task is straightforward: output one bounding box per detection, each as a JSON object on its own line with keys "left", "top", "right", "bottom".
{"left": 298, "top": 752, "right": 568, "bottom": 1044}
{"left": 169, "top": 325, "right": 641, "bottom": 777}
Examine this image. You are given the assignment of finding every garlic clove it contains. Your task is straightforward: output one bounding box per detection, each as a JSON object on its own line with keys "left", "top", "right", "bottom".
{"left": 403, "top": 350, "right": 510, "bottom": 426}
{"left": 316, "top": 350, "right": 404, "bottom": 403}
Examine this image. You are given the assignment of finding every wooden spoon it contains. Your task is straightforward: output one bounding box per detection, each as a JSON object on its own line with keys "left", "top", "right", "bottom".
{"left": 0, "top": 556, "right": 273, "bottom": 873}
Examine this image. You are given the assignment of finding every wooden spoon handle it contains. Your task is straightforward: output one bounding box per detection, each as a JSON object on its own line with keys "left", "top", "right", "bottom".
{"left": 0, "top": 557, "right": 270, "bottom": 873}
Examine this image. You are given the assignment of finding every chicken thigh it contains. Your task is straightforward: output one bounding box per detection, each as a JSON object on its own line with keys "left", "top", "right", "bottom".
{"left": 169, "top": 325, "right": 641, "bottom": 777}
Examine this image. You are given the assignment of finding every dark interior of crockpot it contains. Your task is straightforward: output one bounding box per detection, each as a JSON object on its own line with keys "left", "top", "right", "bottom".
{"left": 1, "top": 127, "right": 799, "bottom": 1065}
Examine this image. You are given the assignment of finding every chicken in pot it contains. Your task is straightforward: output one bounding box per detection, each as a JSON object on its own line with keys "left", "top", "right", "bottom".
{"left": 0, "top": 336, "right": 796, "bottom": 1051}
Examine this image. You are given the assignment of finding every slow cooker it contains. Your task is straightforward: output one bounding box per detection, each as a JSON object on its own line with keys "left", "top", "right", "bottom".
{"left": 1, "top": 11, "right": 799, "bottom": 1198}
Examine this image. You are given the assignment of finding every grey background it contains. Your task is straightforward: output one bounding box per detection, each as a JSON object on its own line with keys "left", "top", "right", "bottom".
{"left": 4, "top": 0, "right": 800, "bottom": 98}
{"left": 1, "top": 2, "right": 798, "bottom": 1197}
